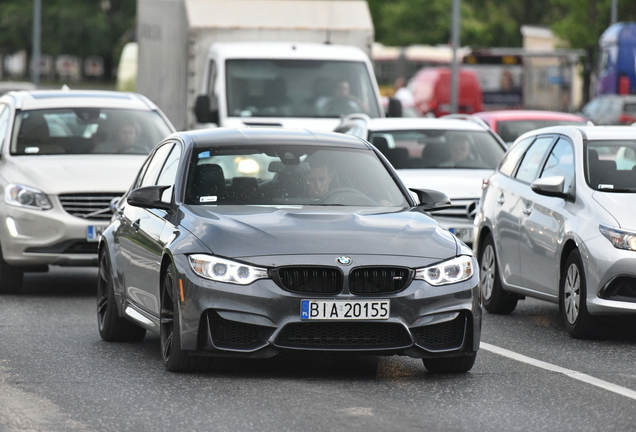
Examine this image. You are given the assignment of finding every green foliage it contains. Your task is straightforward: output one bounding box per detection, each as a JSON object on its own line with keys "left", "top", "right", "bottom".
{"left": 0, "top": 0, "right": 135, "bottom": 66}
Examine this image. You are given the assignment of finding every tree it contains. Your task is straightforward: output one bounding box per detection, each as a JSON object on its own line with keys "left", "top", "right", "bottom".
{"left": 0, "top": 0, "right": 136, "bottom": 80}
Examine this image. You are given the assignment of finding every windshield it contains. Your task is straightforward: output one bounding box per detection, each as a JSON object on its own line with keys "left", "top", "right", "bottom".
{"left": 587, "top": 140, "right": 636, "bottom": 192}
{"left": 11, "top": 108, "right": 173, "bottom": 155}
{"left": 185, "top": 145, "right": 408, "bottom": 207}
{"left": 497, "top": 119, "right": 587, "bottom": 144}
{"left": 225, "top": 60, "right": 381, "bottom": 119}
{"left": 367, "top": 130, "right": 506, "bottom": 170}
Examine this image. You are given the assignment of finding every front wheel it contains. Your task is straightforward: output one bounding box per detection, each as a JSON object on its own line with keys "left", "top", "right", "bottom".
{"left": 97, "top": 250, "right": 146, "bottom": 342}
{"left": 478, "top": 234, "right": 517, "bottom": 314}
{"left": 423, "top": 352, "right": 477, "bottom": 373}
{"left": 0, "top": 246, "right": 23, "bottom": 294}
{"left": 160, "top": 263, "right": 208, "bottom": 372}
{"left": 560, "top": 250, "right": 596, "bottom": 339}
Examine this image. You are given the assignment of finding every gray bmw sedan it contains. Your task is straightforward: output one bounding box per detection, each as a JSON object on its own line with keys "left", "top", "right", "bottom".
{"left": 97, "top": 127, "right": 481, "bottom": 372}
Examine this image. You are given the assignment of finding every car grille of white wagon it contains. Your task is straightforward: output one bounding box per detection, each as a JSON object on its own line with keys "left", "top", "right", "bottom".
{"left": 59, "top": 193, "right": 122, "bottom": 220}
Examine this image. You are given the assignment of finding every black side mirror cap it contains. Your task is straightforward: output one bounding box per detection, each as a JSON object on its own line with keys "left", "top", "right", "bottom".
{"left": 127, "top": 185, "right": 171, "bottom": 210}
{"left": 409, "top": 188, "right": 451, "bottom": 211}
{"left": 194, "top": 95, "right": 219, "bottom": 124}
{"left": 386, "top": 97, "right": 403, "bottom": 117}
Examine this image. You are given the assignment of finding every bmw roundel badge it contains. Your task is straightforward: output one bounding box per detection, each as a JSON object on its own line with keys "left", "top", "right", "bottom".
{"left": 336, "top": 256, "right": 352, "bottom": 266}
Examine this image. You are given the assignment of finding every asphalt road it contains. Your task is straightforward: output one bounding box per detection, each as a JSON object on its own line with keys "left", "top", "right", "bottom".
{"left": 1, "top": 267, "right": 636, "bottom": 432}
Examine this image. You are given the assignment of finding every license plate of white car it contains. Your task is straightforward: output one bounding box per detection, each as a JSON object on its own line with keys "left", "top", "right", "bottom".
{"left": 300, "top": 300, "right": 390, "bottom": 320}
{"left": 87, "top": 225, "right": 105, "bottom": 242}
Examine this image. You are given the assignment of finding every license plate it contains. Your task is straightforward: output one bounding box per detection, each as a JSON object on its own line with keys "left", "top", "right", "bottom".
{"left": 87, "top": 225, "right": 105, "bottom": 242}
{"left": 300, "top": 300, "right": 390, "bottom": 320}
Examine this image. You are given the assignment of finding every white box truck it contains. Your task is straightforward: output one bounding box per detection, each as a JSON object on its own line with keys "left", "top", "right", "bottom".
{"left": 136, "top": 0, "right": 386, "bottom": 131}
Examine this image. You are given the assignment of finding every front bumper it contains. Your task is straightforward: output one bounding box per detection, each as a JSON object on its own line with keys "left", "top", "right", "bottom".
{"left": 171, "top": 254, "right": 482, "bottom": 359}
{"left": 0, "top": 204, "right": 108, "bottom": 267}
{"left": 584, "top": 235, "right": 636, "bottom": 315}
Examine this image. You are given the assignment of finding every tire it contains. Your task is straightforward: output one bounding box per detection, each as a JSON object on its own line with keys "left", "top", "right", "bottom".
{"left": 97, "top": 250, "right": 146, "bottom": 342}
{"left": 478, "top": 234, "right": 518, "bottom": 314}
{"left": 423, "top": 352, "right": 477, "bottom": 373}
{"left": 160, "top": 263, "right": 208, "bottom": 372}
{"left": 0, "top": 246, "right": 23, "bottom": 294}
{"left": 560, "top": 250, "right": 596, "bottom": 339}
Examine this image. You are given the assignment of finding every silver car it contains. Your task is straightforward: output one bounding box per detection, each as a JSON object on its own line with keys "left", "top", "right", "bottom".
{"left": 335, "top": 115, "right": 507, "bottom": 245}
{"left": 0, "top": 89, "right": 175, "bottom": 293}
{"left": 474, "top": 125, "right": 636, "bottom": 338}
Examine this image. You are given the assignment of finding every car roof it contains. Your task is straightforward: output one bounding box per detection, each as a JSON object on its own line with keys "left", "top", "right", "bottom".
{"left": 356, "top": 117, "right": 490, "bottom": 132}
{"left": 473, "top": 110, "right": 587, "bottom": 122}
{"left": 1, "top": 89, "right": 160, "bottom": 111}
{"left": 175, "top": 127, "right": 372, "bottom": 149}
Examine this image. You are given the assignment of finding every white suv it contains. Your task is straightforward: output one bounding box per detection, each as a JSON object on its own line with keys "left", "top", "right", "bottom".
{"left": 0, "top": 89, "right": 175, "bottom": 293}
{"left": 335, "top": 115, "right": 507, "bottom": 245}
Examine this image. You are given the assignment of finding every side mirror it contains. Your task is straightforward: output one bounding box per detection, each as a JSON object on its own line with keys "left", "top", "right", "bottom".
{"left": 531, "top": 176, "right": 567, "bottom": 199}
{"left": 194, "top": 95, "right": 219, "bottom": 125}
{"left": 387, "top": 98, "right": 403, "bottom": 118}
{"left": 127, "top": 185, "right": 171, "bottom": 210}
{"left": 409, "top": 188, "right": 451, "bottom": 211}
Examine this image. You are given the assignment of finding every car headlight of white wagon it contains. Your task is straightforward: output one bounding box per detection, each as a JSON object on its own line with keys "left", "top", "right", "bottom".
{"left": 599, "top": 224, "right": 636, "bottom": 251}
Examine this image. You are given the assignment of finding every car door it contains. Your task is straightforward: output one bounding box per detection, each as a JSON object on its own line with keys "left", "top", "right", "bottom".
{"left": 487, "top": 136, "right": 535, "bottom": 287}
{"left": 519, "top": 137, "right": 574, "bottom": 296}
{"left": 116, "top": 142, "right": 176, "bottom": 315}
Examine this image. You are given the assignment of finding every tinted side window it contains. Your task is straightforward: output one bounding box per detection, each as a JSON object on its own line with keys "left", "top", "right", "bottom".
{"left": 540, "top": 137, "right": 575, "bottom": 193}
{"left": 156, "top": 143, "right": 181, "bottom": 202}
{"left": 499, "top": 136, "right": 534, "bottom": 177}
{"left": 515, "top": 136, "right": 554, "bottom": 183}
{"left": 140, "top": 143, "right": 174, "bottom": 187}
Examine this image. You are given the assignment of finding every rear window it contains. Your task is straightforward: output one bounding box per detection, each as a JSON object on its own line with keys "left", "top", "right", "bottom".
{"left": 497, "top": 119, "right": 586, "bottom": 144}
{"left": 367, "top": 129, "right": 505, "bottom": 170}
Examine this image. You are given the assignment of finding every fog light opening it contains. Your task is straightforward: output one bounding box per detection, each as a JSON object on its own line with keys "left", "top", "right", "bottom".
{"left": 6, "top": 217, "right": 18, "bottom": 237}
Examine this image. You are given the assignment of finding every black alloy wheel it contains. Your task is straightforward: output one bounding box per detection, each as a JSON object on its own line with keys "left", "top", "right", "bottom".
{"left": 97, "top": 250, "right": 146, "bottom": 342}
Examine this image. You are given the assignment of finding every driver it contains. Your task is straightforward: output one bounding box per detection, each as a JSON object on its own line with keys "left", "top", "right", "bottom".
{"left": 93, "top": 118, "right": 143, "bottom": 154}
{"left": 306, "top": 164, "right": 334, "bottom": 199}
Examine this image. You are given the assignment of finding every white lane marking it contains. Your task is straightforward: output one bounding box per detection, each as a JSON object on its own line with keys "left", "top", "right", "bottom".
{"left": 481, "top": 342, "right": 636, "bottom": 400}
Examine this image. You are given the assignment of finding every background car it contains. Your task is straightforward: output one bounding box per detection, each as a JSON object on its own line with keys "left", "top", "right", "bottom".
{"left": 474, "top": 125, "right": 636, "bottom": 338}
{"left": 580, "top": 94, "right": 636, "bottom": 125}
{"left": 472, "top": 110, "right": 589, "bottom": 145}
{"left": 97, "top": 127, "right": 481, "bottom": 373}
{"left": 335, "top": 115, "right": 508, "bottom": 245}
{"left": 0, "top": 89, "right": 175, "bottom": 293}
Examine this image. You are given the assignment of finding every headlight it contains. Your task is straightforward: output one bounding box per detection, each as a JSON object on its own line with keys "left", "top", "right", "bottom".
{"left": 188, "top": 254, "right": 268, "bottom": 285}
{"left": 414, "top": 255, "right": 474, "bottom": 286}
{"left": 5, "top": 184, "right": 52, "bottom": 210}
{"left": 599, "top": 224, "right": 636, "bottom": 251}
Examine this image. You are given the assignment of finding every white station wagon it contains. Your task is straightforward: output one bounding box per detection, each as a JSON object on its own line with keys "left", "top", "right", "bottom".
{"left": 0, "top": 89, "right": 175, "bottom": 292}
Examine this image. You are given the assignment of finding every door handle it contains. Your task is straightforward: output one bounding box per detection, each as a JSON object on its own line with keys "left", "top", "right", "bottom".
{"left": 522, "top": 204, "right": 532, "bottom": 215}
{"left": 132, "top": 219, "right": 140, "bottom": 231}
{"left": 497, "top": 193, "right": 505, "bottom": 204}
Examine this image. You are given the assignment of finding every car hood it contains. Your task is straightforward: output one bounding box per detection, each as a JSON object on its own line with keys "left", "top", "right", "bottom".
{"left": 591, "top": 192, "right": 636, "bottom": 229}
{"left": 396, "top": 169, "right": 493, "bottom": 199}
{"left": 181, "top": 206, "right": 458, "bottom": 260}
{"left": 1, "top": 155, "right": 146, "bottom": 194}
